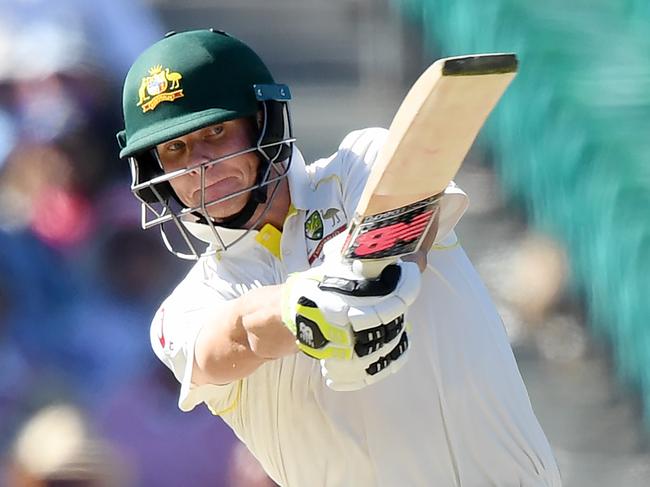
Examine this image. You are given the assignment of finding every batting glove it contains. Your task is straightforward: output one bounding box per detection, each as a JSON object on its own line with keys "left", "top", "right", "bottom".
{"left": 281, "top": 257, "right": 421, "bottom": 390}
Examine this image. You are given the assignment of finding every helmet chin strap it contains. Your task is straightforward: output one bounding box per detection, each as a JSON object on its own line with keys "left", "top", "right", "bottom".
{"left": 203, "top": 158, "right": 270, "bottom": 230}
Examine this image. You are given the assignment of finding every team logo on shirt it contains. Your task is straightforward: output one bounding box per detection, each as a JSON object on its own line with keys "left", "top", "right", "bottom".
{"left": 137, "top": 65, "right": 184, "bottom": 113}
{"left": 305, "top": 208, "right": 347, "bottom": 264}
{"left": 322, "top": 208, "right": 342, "bottom": 226}
{"left": 304, "top": 211, "right": 324, "bottom": 240}
{"left": 305, "top": 208, "right": 343, "bottom": 241}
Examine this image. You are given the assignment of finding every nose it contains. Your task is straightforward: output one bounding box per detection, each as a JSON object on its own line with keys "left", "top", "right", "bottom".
{"left": 186, "top": 141, "right": 217, "bottom": 176}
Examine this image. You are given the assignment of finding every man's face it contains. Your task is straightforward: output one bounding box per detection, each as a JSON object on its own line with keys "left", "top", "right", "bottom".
{"left": 155, "top": 118, "right": 260, "bottom": 221}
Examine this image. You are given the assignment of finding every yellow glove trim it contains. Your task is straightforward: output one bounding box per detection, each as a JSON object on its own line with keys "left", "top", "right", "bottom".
{"left": 293, "top": 303, "right": 353, "bottom": 360}
{"left": 295, "top": 304, "right": 352, "bottom": 346}
{"left": 282, "top": 272, "right": 354, "bottom": 361}
{"left": 297, "top": 343, "right": 352, "bottom": 360}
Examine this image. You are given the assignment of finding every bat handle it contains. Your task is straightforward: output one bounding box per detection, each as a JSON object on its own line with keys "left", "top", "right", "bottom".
{"left": 351, "top": 258, "right": 396, "bottom": 279}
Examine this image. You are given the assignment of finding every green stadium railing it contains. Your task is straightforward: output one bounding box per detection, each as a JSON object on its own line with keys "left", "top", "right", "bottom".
{"left": 392, "top": 0, "right": 650, "bottom": 423}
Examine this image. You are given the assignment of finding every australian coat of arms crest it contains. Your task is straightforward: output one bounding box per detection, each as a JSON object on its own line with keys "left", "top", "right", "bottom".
{"left": 304, "top": 211, "right": 324, "bottom": 240}
{"left": 137, "top": 65, "right": 184, "bottom": 113}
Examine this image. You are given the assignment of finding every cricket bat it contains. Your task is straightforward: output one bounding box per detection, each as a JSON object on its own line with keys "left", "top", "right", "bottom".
{"left": 341, "top": 53, "right": 518, "bottom": 277}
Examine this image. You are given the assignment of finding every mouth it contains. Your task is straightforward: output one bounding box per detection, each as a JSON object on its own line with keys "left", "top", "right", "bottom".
{"left": 192, "top": 177, "right": 242, "bottom": 205}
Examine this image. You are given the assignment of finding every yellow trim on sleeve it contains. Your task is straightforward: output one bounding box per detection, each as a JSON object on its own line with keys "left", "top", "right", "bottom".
{"left": 313, "top": 174, "right": 341, "bottom": 190}
{"left": 430, "top": 239, "right": 461, "bottom": 251}
{"left": 206, "top": 380, "right": 243, "bottom": 416}
{"left": 286, "top": 203, "right": 298, "bottom": 218}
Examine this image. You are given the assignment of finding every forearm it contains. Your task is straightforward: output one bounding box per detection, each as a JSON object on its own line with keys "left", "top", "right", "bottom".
{"left": 192, "top": 285, "right": 297, "bottom": 385}
{"left": 239, "top": 285, "right": 298, "bottom": 358}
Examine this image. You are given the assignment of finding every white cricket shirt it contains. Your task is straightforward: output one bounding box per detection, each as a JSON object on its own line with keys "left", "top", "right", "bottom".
{"left": 150, "top": 128, "right": 562, "bottom": 486}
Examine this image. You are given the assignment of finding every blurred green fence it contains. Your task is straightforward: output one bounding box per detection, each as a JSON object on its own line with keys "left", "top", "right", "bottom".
{"left": 392, "top": 0, "right": 650, "bottom": 423}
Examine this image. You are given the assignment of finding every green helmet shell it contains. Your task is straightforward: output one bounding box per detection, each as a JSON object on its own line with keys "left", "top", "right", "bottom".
{"left": 117, "top": 29, "right": 274, "bottom": 158}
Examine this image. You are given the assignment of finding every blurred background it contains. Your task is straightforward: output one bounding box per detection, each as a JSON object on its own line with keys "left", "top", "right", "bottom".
{"left": 0, "top": 0, "right": 649, "bottom": 485}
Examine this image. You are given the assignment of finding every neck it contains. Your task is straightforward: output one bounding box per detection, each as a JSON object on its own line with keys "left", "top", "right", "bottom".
{"left": 247, "top": 177, "right": 291, "bottom": 231}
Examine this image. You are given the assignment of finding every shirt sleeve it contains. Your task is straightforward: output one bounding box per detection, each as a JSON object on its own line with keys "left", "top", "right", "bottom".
{"left": 149, "top": 278, "right": 240, "bottom": 413}
{"left": 435, "top": 181, "right": 469, "bottom": 243}
{"left": 338, "top": 127, "right": 389, "bottom": 217}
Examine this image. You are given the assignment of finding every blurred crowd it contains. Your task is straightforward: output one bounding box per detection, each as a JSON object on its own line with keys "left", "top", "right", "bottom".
{"left": 0, "top": 1, "right": 274, "bottom": 485}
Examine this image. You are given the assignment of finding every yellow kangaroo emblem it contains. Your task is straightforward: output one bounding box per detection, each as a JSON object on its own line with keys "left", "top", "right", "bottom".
{"left": 137, "top": 65, "right": 184, "bottom": 113}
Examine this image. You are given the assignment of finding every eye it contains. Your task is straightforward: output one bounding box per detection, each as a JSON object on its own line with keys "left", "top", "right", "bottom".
{"left": 164, "top": 140, "right": 186, "bottom": 152}
{"left": 204, "top": 124, "right": 224, "bottom": 139}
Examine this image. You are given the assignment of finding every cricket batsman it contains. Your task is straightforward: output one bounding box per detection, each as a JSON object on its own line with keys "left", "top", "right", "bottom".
{"left": 117, "top": 29, "right": 562, "bottom": 486}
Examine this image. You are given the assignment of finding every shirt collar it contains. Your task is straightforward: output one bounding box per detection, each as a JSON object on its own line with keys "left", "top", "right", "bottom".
{"left": 283, "top": 146, "right": 312, "bottom": 210}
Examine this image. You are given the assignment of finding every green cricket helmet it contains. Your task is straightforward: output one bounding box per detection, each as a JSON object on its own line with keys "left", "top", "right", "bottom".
{"left": 116, "top": 29, "right": 294, "bottom": 259}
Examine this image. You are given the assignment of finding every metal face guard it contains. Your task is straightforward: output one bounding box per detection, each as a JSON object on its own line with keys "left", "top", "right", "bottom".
{"left": 129, "top": 100, "right": 295, "bottom": 260}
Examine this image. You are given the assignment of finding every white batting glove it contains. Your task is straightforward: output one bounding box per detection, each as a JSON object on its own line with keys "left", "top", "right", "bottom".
{"left": 320, "top": 325, "right": 410, "bottom": 391}
{"left": 281, "top": 256, "right": 421, "bottom": 390}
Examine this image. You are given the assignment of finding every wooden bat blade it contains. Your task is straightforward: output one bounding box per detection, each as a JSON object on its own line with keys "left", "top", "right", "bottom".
{"left": 342, "top": 53, "right": 518, "bottom": 264}
{"left": 359, "top": 53, "right": 517, "bottom": 217}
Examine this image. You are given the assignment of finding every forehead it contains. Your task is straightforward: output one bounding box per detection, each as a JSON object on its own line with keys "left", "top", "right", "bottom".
{"left": 158, "top": 117, "right": 252, "bottom": 145}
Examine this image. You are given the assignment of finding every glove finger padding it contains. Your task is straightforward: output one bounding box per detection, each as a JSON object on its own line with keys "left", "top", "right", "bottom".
{"left": 353, "top": 314, "right": 404, "bottom": 357}
{"left": 322, "top": 327, "right": 410, "bottom": 391}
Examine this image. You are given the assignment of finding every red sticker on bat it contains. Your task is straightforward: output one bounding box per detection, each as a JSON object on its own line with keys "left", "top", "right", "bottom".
{"left": 352, "top": 210, "right": 433, "bottom": 256}
{"left": 343, "top": 195, "right": 441, "bottom": 260}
